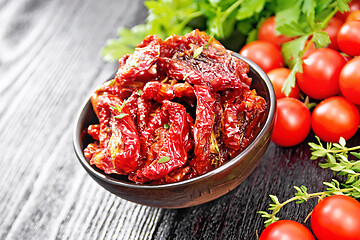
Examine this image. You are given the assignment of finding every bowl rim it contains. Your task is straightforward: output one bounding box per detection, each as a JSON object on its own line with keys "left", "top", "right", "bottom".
{"left": 73, "top": 53, "right": 276, "bottom": 189}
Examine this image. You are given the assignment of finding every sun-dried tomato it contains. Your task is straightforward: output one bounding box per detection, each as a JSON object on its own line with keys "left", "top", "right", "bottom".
{"left": 222, "top": 89, "right": 267, "bottom": 157}
{"left": 84, "top": 30, "right": 267, "bottom": 184}
{"left": 115, "top": 35, "right": 161, "bottom": 84}
{"left": 130, "top": 100, "right": 190, "bottom": 183}
{"left": 86, "top": 93, "right": 140, "bottom": 174}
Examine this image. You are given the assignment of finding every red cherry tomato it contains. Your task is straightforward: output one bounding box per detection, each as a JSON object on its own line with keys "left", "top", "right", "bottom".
{"left": 338, "top": 20, "right": 360, "bottom": 56}
{"left": 258, "top": 16, "right": 294, "bottom": 50}
{"left": 259, "top": 220, "right": 314, "bottom": 240}
{"left": 311, "top": 195, "right": 360, "bottom": 240}
{"left": 267, "top": 68, "right": 300, "bottom": 99}
{"left": 240, "top": 40, "right": 284, "bottom": 73}
{"left": 346, "top": 10, "right": 360, "bottom": 22}
{"left": 272, "top": 98, "right": 311, "bottom": 147}
{"left": 324, "top": 17, "right": 343, "bottom": 51}
{"left": 335, "top": 0, "right": 360, "bottom": 21}
{"left": 311, "top": 96, "right": 360, "bottom": 142}
{"left": 340, "top": 57, "right": 360, "bottom": 105}
{"left": 296, "top": 48, "right": 346, "bottom": 99}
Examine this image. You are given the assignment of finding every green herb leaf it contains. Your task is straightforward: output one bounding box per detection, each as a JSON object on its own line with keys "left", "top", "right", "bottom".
{"left": 277, "top": 22, "right": 307, "bottom": 37}
{"left": 109, "top": 79, "right": 116, "bottom": 86}
{"left": 336, "top": 0, "right": 350, "bottom": 12}
{"left": 326, "top": 153, "right": 336, "bottom": 163}
{"left": 101, "top": 25, "right": 148, "bottom": 61}
{"left": 236, "top": 0, "right": 266, "bottom": 21}
{"left": 312, "top": 30, "right": 331, "bottom": 48}
{"left": 309, "top": 142, "right": 321, "bottom": 149}
{"left": 281, "top": 59, "right": 303, "bottom": 97}
{"left": 302, "top": 0, "right": 316, "bottom": 14}
{"left": 136, "top": 89, "right": 142, "bottom": 96}
{"left": 312, "top": 149, "right": 328, "bottom": 157}
{"left": 109, "top": 104, "right": 119, "bottom": 110}
{"left": 110, "top": 100, "right": 127, "bottom": 118}
{"left": 193, "top": 46, "right": 204, "bottom": 58}
{"left": 114, "top": 113, "right": 128, "bottom": 119}
{"left": 204, "top": 36, "right": 214, "bottom": 49}
{"left": 183, "top": 72, "right": 191, "bottom": 80}
{"left": 269, "top": 195, "right": 280, "bottom": 205}
{"left": 275, "top": 0, "right": 302, "bottom": 34}
{"left": 158, "top": 156, "right": 171, "bottom": 164}
{"left": 281, "top": 35, "right": 308, "bottom": 67}
{"left": 351, "top": 152, "right": 360, "bottom": 159}
{"left": 339, "top": 137, "right": 346, "bottom": 147}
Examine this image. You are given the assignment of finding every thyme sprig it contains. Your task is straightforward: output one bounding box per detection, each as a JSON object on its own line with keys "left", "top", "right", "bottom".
{"left": 258, "top": 136, "right": 360, "bottom": 227}
{"left": 110, "top": 100, "right": 128, "bottom": 119}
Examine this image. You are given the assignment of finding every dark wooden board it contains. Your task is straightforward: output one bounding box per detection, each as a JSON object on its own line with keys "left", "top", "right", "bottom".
{"left": 0, "top": 0, "right": 350, "bottom": 239}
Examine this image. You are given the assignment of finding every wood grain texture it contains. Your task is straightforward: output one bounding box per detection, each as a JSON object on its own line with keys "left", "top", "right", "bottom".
{"left": 0, "top": 0, "right": 349, "bottom": 239}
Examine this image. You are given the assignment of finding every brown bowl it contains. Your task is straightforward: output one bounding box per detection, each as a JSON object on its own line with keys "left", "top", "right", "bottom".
{"left": 73, "top": 53, "right": 276, "bottom": 209}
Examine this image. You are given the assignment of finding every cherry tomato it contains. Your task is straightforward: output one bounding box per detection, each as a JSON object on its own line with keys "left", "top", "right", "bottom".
{"left": 240, "top": 40, "right": 284, "bottom": 73}
{"left": 258, "top": 16, "right": 294, "bottom": 50}
{"left": 340, "top": 57, "right": 360, "bottom": 105}
{"left": 267, "top": 68, "right": 300, "bottom": 99}
{"left": 311, "top": 195, "right": 360, "bottom": 240}
{"left": 337, "top": 20, "right": 360, "bottom": 56}
{"left": 259, "top": 220, "right": 314, "bottom": 240}
{"left": 296, "top": 48, "right": 346, "bottom": 100}
{"left": 311, "top": 96, "right": 360, "bottom": 142}
{"left": 271, "top": 98, "right": 311, "bottom": 147}
{"left": 335, "top": 0, "right": 360, "bottom": 21}
{"left": 346, "top": 10, "right": 360, "bottom": 22}
{"left": 324, "top": 17, "right": 343, "bottom": 51}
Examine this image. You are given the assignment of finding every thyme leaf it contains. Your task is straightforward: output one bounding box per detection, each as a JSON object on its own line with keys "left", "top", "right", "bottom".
{"left": 158, "top": 156, "right": 171, "bottom": 164}
{"left": 193, "top": 46, "right": 204, "bottom": 59}
{"left": 114, "top": 113, "right": 128, "bottom": 119}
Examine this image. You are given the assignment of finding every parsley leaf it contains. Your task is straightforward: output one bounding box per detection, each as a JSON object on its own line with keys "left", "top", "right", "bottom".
{"left": 336, "top": 0, "right": 350, "bottom": 13}
{"left": 101, "top": 26, "right": 148, "bottom": 61}
{"left": 312, "top": 30, "right": 331, "bottom": 48}
{"left": 282, "top": 59, "right": 303, "bottom": 97}
{"left": 236, "top": 0, "right": 266, "bottom": 21}
{"left": 281, "top": 35, "right": 308, "bottom": 68}
{"left": 101, "top": 0, "right": 349, "bottom": 64}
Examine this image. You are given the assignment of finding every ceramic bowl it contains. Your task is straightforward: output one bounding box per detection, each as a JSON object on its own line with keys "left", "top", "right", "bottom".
{"left": 73, "top": 53, "right": 276, "bottom": 208}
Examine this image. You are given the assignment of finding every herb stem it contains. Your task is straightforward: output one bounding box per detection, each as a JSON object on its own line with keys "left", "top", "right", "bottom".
{"left": 302, "top": 37, "right": 314, "bottom": 57}
{"left": 320, "top": 8, "right": 338, "bottom": 29}
{"left": 268, "top": 188, "right": 356, "bottom": 220}
{"left": 221, "top": 0, "right": 245, "bottom": 22}
{"left": 326, "top": 145, "right": 360, "bottom": 153}
{"left": 178, "top": 11, "right": 203, "bottom": 31}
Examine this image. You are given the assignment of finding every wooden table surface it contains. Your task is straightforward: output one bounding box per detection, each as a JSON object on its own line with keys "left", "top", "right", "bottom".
{"left": 0, "top": 0, "right": 342, "bottom": 239}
